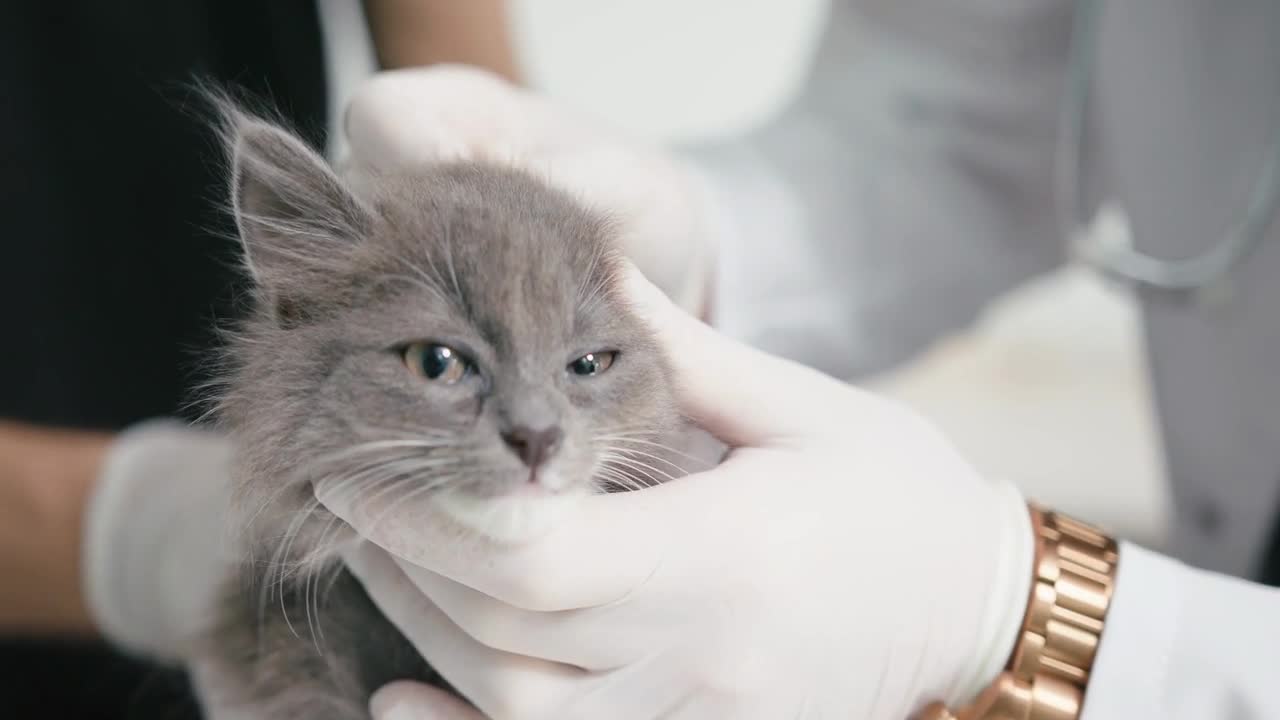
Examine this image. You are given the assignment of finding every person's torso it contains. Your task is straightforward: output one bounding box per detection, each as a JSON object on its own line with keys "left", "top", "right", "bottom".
{"left": 0, "top": 3, "right": 329, "bottom": 718}
{"left": 1092, "top": 0, "right": 1280, "bottom": 580}
{"left": 0, "top": 0, "right": 328, "bottom": 430}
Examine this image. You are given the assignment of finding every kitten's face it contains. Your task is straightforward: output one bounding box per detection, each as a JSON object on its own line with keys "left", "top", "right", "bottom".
{"left": 223, "top": 114, "right": 675, "bottom": 543}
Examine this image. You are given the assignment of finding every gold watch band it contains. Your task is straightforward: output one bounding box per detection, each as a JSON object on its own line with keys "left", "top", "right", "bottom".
{"left": 921, "top": 506, "right": 1119, "bottom": 720}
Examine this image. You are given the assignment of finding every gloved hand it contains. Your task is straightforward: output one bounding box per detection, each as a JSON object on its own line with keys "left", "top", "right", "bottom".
{"left": 82, "top": 420, "right": 236, "bottom": 662}
{"left": 84, "top": 421, "right": 270, "bottom": 720}
{"left": 341, "top": 65, "right": 718, "bottom": 317}
{"left": 322, "top": 266, "right": 1036, "bottom": 720}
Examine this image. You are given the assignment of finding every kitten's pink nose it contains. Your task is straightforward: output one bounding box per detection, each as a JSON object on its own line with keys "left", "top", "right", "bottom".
{"left": 501, "top": 425, "right": 563, "bottom": 470}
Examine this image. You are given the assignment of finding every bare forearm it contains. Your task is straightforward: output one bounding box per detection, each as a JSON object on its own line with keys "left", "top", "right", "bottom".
{"left": 0, "top": 420, "right": 110, "bottom": 635}
{"left": 363, "top": 0, "right": 521, "bottom": 80}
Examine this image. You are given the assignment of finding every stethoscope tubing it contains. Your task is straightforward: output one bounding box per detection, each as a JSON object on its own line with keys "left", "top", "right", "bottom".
{"left": 1061, "top": 0, "right": 1280, "bottom": 293}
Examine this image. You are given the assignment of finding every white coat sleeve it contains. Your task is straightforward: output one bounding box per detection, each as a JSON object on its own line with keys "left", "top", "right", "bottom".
{"left": 684, "top": 0, "right": 1077, "bottom": 379}
{"left": 1083, "top": 542, "right": 1280, "bottom": 719}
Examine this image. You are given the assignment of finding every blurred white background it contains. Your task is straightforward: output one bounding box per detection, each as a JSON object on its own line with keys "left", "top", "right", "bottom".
{"left": 511, "top": 0, "right": 828, "bottom": 142}
{"left": 324, "top": 0, "right": 1171, "bottom": 546}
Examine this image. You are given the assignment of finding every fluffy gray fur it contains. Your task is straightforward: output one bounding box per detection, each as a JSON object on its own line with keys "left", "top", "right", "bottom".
{"left": 202, "top": 102, "right": 682, "bottom": 718}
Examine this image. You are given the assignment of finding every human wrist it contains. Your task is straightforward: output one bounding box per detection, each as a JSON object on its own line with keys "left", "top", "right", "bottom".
{"left": 927, "top": 505, "right": 1119, "bottom": 720}
{"left": 0, "top": 421, "right": 110, "bottom": 635}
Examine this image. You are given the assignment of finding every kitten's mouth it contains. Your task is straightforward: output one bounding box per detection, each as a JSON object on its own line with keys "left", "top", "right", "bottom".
{"left": 512, "top": 474, "right": 554, "bottom": 496}
{"left": 521, "top": 465, "right": 573, "bottom": 494}
{"left": 525, "top": 465, "right": 574, "bottom": 492}
{"left": 430, "top": 464, "right": 577, "bottom": 511}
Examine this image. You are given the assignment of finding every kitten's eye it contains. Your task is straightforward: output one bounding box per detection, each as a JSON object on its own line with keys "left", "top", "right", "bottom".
{"left": 403, "top": 343, "right": 469, "bottom": 383}
{"left": 568, "top": 351, "right": 616, "bottom": 377}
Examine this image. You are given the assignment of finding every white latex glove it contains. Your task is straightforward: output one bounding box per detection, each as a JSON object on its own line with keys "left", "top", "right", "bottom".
{"left": 83, "top": 419, "right": 236, "bottom": 662}
{"left": 323, "top": 266, "right": 1036, "bottom": 720}
{"left": 85, "top": 421, "right": 268, "bottom": 720}
{"left": 341, "top": 65, "right": 717, "bottom": 317}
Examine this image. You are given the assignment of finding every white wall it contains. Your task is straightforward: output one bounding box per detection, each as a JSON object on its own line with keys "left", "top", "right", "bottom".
{"left": 512, "top": 0, "right": 828, "bottom": 141}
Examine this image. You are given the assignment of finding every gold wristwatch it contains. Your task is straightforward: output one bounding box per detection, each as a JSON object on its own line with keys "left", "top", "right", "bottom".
{"left": 921, "top": 506, "right": 1118, "bottom": 720}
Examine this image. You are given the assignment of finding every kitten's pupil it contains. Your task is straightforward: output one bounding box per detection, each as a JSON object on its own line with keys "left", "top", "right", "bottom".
{"left": 569, "top": 351, "right": 616, "bottom": 377}
{"left": 404, "top": 343, "right": 467, "bottom": 383}
{"left": 570, "top": 356, "right": 598, "bottom": 376}
{"left": 422, "top": 346, "right": 453, "bottom": 378}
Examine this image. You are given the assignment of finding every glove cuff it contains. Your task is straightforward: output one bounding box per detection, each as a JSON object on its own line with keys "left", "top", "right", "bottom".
{"left": 83, "top": 419, "right": 235, "bottom": 661}
{"left": 951, "top": 477, "right": 1036, "bottom": 706}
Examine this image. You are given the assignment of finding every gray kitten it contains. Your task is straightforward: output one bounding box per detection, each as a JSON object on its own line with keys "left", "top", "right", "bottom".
{"left": 203, "top": 104, "right": 683, "bottom": 718}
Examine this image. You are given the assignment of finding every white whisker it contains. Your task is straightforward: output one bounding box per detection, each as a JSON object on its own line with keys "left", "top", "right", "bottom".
{"left": 594, "top": 433, "right": 714, "bottom": 470}
{"left": 598, "top": 451, "right": 680, "bottom": 485}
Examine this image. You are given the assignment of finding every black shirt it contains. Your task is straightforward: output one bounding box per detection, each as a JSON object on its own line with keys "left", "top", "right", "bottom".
{"left": 1, "top": 2, "right": 328, "bottom": 717}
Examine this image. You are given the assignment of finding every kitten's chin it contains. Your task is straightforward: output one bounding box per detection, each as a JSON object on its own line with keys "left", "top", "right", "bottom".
{"left": 432, "top": 487, "right": 589, "bottom": 544}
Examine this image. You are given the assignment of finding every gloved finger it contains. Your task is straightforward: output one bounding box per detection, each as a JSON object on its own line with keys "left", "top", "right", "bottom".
{"left": 538, "top": 650, "right": 698, "bottom": 720}
{"left": 661, "top": 696, "right": 801, "bottom": 720}
{"left": 370, "top": 681, "right": 488, "bottom": 720}
{"left": 325, "top": 442, "right": 800, "bottom": 614}
{"left": 619, "top": 262, "right": 852, "bottom": 446}
{"left": 343, "top": 65, "right": 601, "bottom": 173}
{"left": 315, "top": 480, "right": 648, "bottom": 612}
{"left": 549, "top": 628, "right": 821, "bottom": 720}
{"left": 344, "top": 541, "right": 584, "bottom": 720}
{"left": 394, "top": 559, "right": 678, "bottom": 671}
{"left": 343, "top": 65, "right": 530, "bottom": 168}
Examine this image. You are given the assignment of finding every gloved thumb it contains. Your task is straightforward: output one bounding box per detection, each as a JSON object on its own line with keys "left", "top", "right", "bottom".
{"left": 370, "top": 681, "right": 487, "bottom": 720}
{"left": 621, "top": 262, "right": 848, "bottom": 447}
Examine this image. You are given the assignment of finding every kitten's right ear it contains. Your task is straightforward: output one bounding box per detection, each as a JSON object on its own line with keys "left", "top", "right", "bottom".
{"left": 227, "top": 110, "right": 372, "bottom": 305}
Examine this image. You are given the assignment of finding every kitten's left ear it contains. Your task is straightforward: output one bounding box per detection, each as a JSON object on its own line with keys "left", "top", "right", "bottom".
{"left": 229, "top": 113, "right": 373, "bottom": 292}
